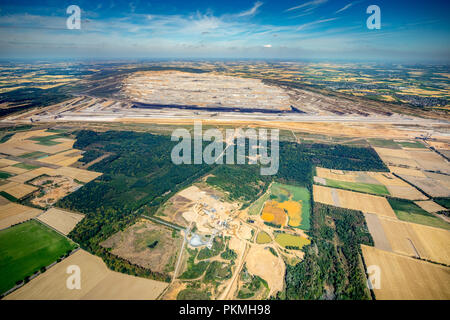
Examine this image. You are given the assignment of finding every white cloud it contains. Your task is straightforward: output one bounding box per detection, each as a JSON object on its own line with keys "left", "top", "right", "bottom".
{"left": 285, "top": 0, "right": 328, "bottom": 13}
{"left": 336, "top": 1, "right": 361, "bottom": 14}
{"left": 263, "top": 44, "right": 272, "bottom": 47}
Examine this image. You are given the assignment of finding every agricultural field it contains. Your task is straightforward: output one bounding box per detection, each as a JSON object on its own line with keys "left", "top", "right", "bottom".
{"left": 274, "top": 233, "right": 310, "bottom": 249}
{"left": 414, "top": 200, "right": 447, "bottom": 213}
{"left": 0, "top": 197, "right": 43, "bottom": 229}
{"left": 314, "top": 167, "right": 426, "bottom": 200}
{"left": 0, "top": 220, "right": 77, "bottom": 295}
{"left": 4, "top": 249, "right": 168, "bottom": 300}
{"left": 0, "top": 180, "right": 37, "bottom": 199}
{"left": 261, "top": 201, "right": 287, "bottom": 227}
{"left": 388, "top": 198, "right": 450, "bottom": 230}
{"left": 36, "top": 208, "right": 84, "bottom": 235}
{"left": 313, "top": 185, "right": 397, "bottom": 219}
{"left": 361, "top": 245, "right": 450, "bottom": 300}
{"left": 30, "top": 175, "right": 83, "bottom": 208}
{"left": 364, "top": 213, "right": 450, "bottom": 265}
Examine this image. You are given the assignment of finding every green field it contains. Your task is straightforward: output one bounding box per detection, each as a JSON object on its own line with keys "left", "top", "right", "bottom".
{"left": 274, "top": 233, "right": 310, "bottom": 249}
{"left": 0, "top": 220, "right": 77, "bottom": 295}
{"left": 270, "top": 183, "right": 311, "bottom": 230}
{"left": 13, "top": 163, "right": 40, "bottom": 170}
{"left": 0, "top": 171, "right": 13, "bottom": 179}
{"left": 388, "top": 198, "right": 450, "bottom": 230}
{"left": 324, "top": 178, "right": 390, "bottom": 196}
{"left": 256, "top": 231, "right": 271, "bottom": 244}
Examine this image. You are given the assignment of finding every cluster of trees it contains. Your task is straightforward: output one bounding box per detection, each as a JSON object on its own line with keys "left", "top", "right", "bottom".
{"left": 282, "top": 203, "right": 373, "bottom": 300}
{"left": 206, "top": 164, "right": 272, "bottom": 205}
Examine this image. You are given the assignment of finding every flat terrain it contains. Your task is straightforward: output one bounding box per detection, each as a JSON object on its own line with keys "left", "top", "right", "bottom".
{"left": 0, "top": 220, "right": 76, "bottom": 295}
{"left": 365, "top": 214, "right": 450, "bottom": 265}
{"left": 244, "top": 245, "right": 285, "bottom": 297}
{"left": 315, "top": 167, "right": 426, "bottom": 200}
{"left": 5, "top": 249, "right": 168, "bottom": 300}
{"left": 123, "top": 71, "right": 292, "bottom": 111}
{"left": 36, "top": 208, "right": 84, "bottom": 235}
{"left": 361, "top": 245, "right": 450, "bottom": 300}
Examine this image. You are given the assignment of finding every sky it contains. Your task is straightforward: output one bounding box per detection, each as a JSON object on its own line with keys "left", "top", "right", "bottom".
{"left": 0, "top": 0, "right": 449, "bottom": 62}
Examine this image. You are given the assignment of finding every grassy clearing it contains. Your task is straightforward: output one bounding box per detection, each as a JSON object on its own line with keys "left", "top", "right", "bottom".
{"left": 388, "top": 198, "right": 450, "bottom": 230}
{"left": 256, "top": 231, "right": 271, "bottom": 244}
{"left": 0, "top": 220, "right": 76, "bottom": 295}
{"left": 325, "top": 178, "right": 390, "bottom": 196}
{"left": 19, "top": 151, "right": 48, "bottom": 159}
{"left": 275, "top": 233, "right": 310, "bottom": 249}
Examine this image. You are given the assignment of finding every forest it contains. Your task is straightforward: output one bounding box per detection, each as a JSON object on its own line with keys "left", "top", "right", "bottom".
{"left": 282, "top": 203, "right": 374, "bottom": 300}
{"left": 56, "top": 129, "right": 386, "bottom": 287}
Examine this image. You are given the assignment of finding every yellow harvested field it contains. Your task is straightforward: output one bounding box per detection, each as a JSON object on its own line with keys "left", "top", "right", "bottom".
{"left": 374, "top": 147, "right": 412, "bottom": 159}
{"left": 0, "top": 202, "right": 42, "bottom": 229}
{"left": 369, "top": 172, "right": 409, "bottom": 187}
{"left": 7, "top": 167, "right": 57, "bottom": 183}
{"left": 376, "top": 216, "right": 450, "bottom": 265}
{"left": 37, "top": 208, "right": 84, "bottom": 235}
{"left": 5, "top": 250, "right": 169, "bottom": 300}
{"left": 53, "top": 167, "right": 102, "bottom": 183}
{"left": 54, "top": 156, "right": 83, "bottom": 167}
{"left": 313, "top": 185, "right": 397, "bottom": 218}
{"left": 245, "top": 245, "right": 285, "bottom": 297}
{"left": 361, "top": 245, "right": 450, "bottom": 300}
{"left": 0, "top": 181, "right": 37, "bottom": 199}
{"left": 15, "top": 140, "right": 74, "bottom": 154}
{"left": 414, "top": 200, "right": 447, "bottom": 213}
{"left": 0, "top": 158, "right": 19, "bottom": 167}
{"left": 315, "top": 167, "right": 357, "bottom": 182}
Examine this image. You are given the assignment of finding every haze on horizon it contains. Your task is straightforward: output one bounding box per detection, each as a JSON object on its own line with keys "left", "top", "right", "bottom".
{"left": 0, "top": 0, "right": 449, "bottom": 63}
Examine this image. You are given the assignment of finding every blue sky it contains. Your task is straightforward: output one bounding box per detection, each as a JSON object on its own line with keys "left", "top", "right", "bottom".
{"left": 0, "top": 0, "right": 449, "bottom": 62}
